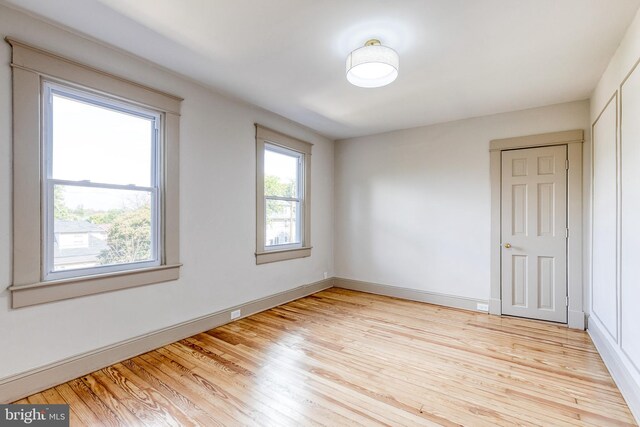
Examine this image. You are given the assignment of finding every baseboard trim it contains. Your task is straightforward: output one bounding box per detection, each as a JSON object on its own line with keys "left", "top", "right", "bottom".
{"left": 0, "top": 278, "right": 333, "bottom": 403}
{"left": 588, "top": 319, "right": 640, "bottom": 423}
{"left": 334, "top": 277, "right": 488, "bottom": 312}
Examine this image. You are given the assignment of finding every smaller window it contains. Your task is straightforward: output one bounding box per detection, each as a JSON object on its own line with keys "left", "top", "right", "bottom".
{"left": 264, "top": 144, "right": 303, "bottom": 249}
{"left": 256, "top": 125, "right": 312, "bottom": 264}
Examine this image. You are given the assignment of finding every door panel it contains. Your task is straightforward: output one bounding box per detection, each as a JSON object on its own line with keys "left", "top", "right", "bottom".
{"left": 512, "top": 255, "right": 528, "bottom": 307}
{"left": 501, "top": 145, "right": 567, "bottom": 323}
{"left": 537, "top": 183, "right": 554, "bottom": 236}
{"left": 512, "top": 184, "right": 527, "bottom": 235}
{"left": 538, "top": 256, "right": 555, "bottom": 310}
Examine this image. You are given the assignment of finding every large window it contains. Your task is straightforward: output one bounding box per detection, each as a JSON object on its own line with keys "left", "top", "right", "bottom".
{"left": 256, "top": 125, "right": 312, "bottom": 264}
{"left": 7, "top": 39, "right": 182, "bottom": 308}
{"left": 44, "top": 83, "right": 161, "bottom": 280}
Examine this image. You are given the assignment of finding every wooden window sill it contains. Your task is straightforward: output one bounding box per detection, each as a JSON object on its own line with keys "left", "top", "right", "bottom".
{"left": 9, "top": 264, "right": 182, "bottom": 308}
{"left": 255, "top": 247, "right": 312, "bottom": 265}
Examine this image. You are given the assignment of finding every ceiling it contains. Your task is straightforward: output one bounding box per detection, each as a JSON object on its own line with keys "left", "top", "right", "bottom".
{"left": 3, "top": 0, "right": 640, "bottom": 139}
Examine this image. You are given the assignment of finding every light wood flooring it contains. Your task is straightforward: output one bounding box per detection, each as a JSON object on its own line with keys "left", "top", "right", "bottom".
{"left": 16, "top": 288, "right": 637, "bottom": 426}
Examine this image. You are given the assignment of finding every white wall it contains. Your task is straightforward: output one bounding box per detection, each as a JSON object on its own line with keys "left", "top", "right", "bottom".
{"left": 589, "top": 6, "right": 640, "bottom": 421}
{"left": 0, "top": 6, "right": 334, "bottom": 380}
{"left": 335, "top": 101, "right": 589, "bottom": 301}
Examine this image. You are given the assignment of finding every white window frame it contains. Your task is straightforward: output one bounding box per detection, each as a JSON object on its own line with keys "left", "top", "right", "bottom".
{"left": 256, "top": 124, "right": 312, "bottom": 264}
{"left": 263, "top": 143, "right": 304, "bottom": 251}
{"left": 42, "top": 82, "right": 163, "bottom": 280}
{"left": 7, "top": 38, "right": 183, "bottom": 308}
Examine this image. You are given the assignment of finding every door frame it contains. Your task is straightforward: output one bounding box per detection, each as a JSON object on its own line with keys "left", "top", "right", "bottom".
{"left": 489, "top": 130, "right": 585, "bottom": 329}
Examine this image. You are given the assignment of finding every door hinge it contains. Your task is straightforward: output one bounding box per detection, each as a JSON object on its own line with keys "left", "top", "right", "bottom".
{"left": 565, "top": 228, "right": 569, "bottom": 238}
{"left": 565, "top": 159, "right": 569, "bottom": 170}
{"left": 565, "top": 296, "right": 569, "bottom": 307}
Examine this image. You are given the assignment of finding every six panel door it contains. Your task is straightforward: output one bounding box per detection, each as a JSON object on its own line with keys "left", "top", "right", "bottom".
{"left": 501, "top": 145, "right": 568, "bottom": 323}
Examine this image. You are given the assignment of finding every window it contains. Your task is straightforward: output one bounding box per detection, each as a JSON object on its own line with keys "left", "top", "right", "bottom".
{"left": 264, "top": 145, "right": 303, "bottom": 248}
{"left": 7, "top": 39, "right": 182, "bottom": 308}
{"left": 44, "top": 82, "right": 161, "bottom": 280}
{"left": 256, "top": 125, "right": 312, "bottom": 264}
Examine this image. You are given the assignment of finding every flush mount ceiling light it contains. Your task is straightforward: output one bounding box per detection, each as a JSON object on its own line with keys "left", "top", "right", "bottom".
{"left": 346, "top": 39, "right": 399, "bottom": 88}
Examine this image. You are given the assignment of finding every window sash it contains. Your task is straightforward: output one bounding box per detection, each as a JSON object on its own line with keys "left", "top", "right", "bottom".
{"left": 263, "top": 144, "right": 304, "bottom": 251}
{"left": 44, "top": 181, "right": 161, "bottom": 280}
{"left": 264, "top": 196, "right": 302, "bottom": 250}
{"left": 264, "top": 144, "right": 303, "bottom": 199}
{"left": 42, "top": 82, "right": 162, "bottom": 281}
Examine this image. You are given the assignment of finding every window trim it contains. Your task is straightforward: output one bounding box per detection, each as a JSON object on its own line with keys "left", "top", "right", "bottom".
{"left": 6, "top": 37, "right": 182, "bottom": 308}
{"left": 255, "top": 124, "right": 312, "bottom": 264}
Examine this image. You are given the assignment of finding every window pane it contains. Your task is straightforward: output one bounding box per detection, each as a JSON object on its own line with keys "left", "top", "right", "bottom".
{"left": 51, "top": 91, "right": 155, "bottom": 186}
{"left": 52, "top": 184, "right": 155, "bottom": 271}
{"left": 265, "top": 199, "right": 300, "bottom": 246}
{"left": 264, "top": 147, "right": 299, "bottom": 197}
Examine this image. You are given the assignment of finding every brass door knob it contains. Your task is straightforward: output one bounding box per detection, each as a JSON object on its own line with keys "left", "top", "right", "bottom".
{"left": 504, "top": 243, "right": 512, "bottom": 248}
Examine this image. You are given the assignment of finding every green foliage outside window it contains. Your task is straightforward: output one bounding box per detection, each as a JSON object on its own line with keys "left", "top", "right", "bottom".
{"left": 97, "top": 206, "right": 152, "bottom": 264}
{"left": 54, "top": 187, "right": 152, "bottom": 265}
{"left": 265, "top": 175, "right": 295, "bottom": 223}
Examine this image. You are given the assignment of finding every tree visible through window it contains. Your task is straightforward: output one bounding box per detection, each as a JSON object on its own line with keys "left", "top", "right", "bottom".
{"left": 53, "top": 187, "right": 152, "bottom": 266}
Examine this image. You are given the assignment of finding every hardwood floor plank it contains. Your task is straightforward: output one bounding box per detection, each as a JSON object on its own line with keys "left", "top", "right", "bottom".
{"left": 13, "top": 289, "right": 637, "bottom": 426}
{"left": 78, "top": 374, "right": 140, "bottom": 426}
{"left": 68, "top": 378, "right": 123, "bottom": 426}
{"left": 152, "top": 347, "right": 275, "bottom": 425}
{"left": 162, "top": 342, "right": 310, "bottom": 426}
{"left": 120, "top": 357, "right": 225, "bottom": 426}
{"left": 107, "top": 363, "right": 199, "bottom": 426}
{"left": 55, "top": 382, "right": 105, "bottom": 427}
{"left": 26, "top": 392, "right": 48, "bottom": 405}
{"left": 140, "top": 352, "right": 254, "bottom": 426}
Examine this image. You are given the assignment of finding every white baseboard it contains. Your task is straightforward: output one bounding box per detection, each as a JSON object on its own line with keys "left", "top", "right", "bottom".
{"left": 0, "top": 278, "right": 333, "bottom": 403}
{"left": 334, "top": 277, "right": 489, "bottom": 312}
{"left": 589, "top": 319, "right": 640, "bottom": 424}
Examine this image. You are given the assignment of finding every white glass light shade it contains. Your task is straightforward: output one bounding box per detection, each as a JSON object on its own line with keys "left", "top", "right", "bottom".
{"left": 346, "top": 42, "right": 399, "bottom": 88}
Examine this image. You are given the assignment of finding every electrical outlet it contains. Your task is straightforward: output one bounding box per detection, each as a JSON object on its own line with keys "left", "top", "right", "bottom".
{"left": 230, "top": 309, "right": 241, "bottom": 320}
{"left": 323, "top": 272, "right": 328, "bottom": 279}
{"left": 476, "top": 303, "right": 489, "bottom": 312}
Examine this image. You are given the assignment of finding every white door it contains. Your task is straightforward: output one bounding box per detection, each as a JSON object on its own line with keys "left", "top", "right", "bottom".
{"left": 501, "top": 145, "right": 567, "bottom": 323}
